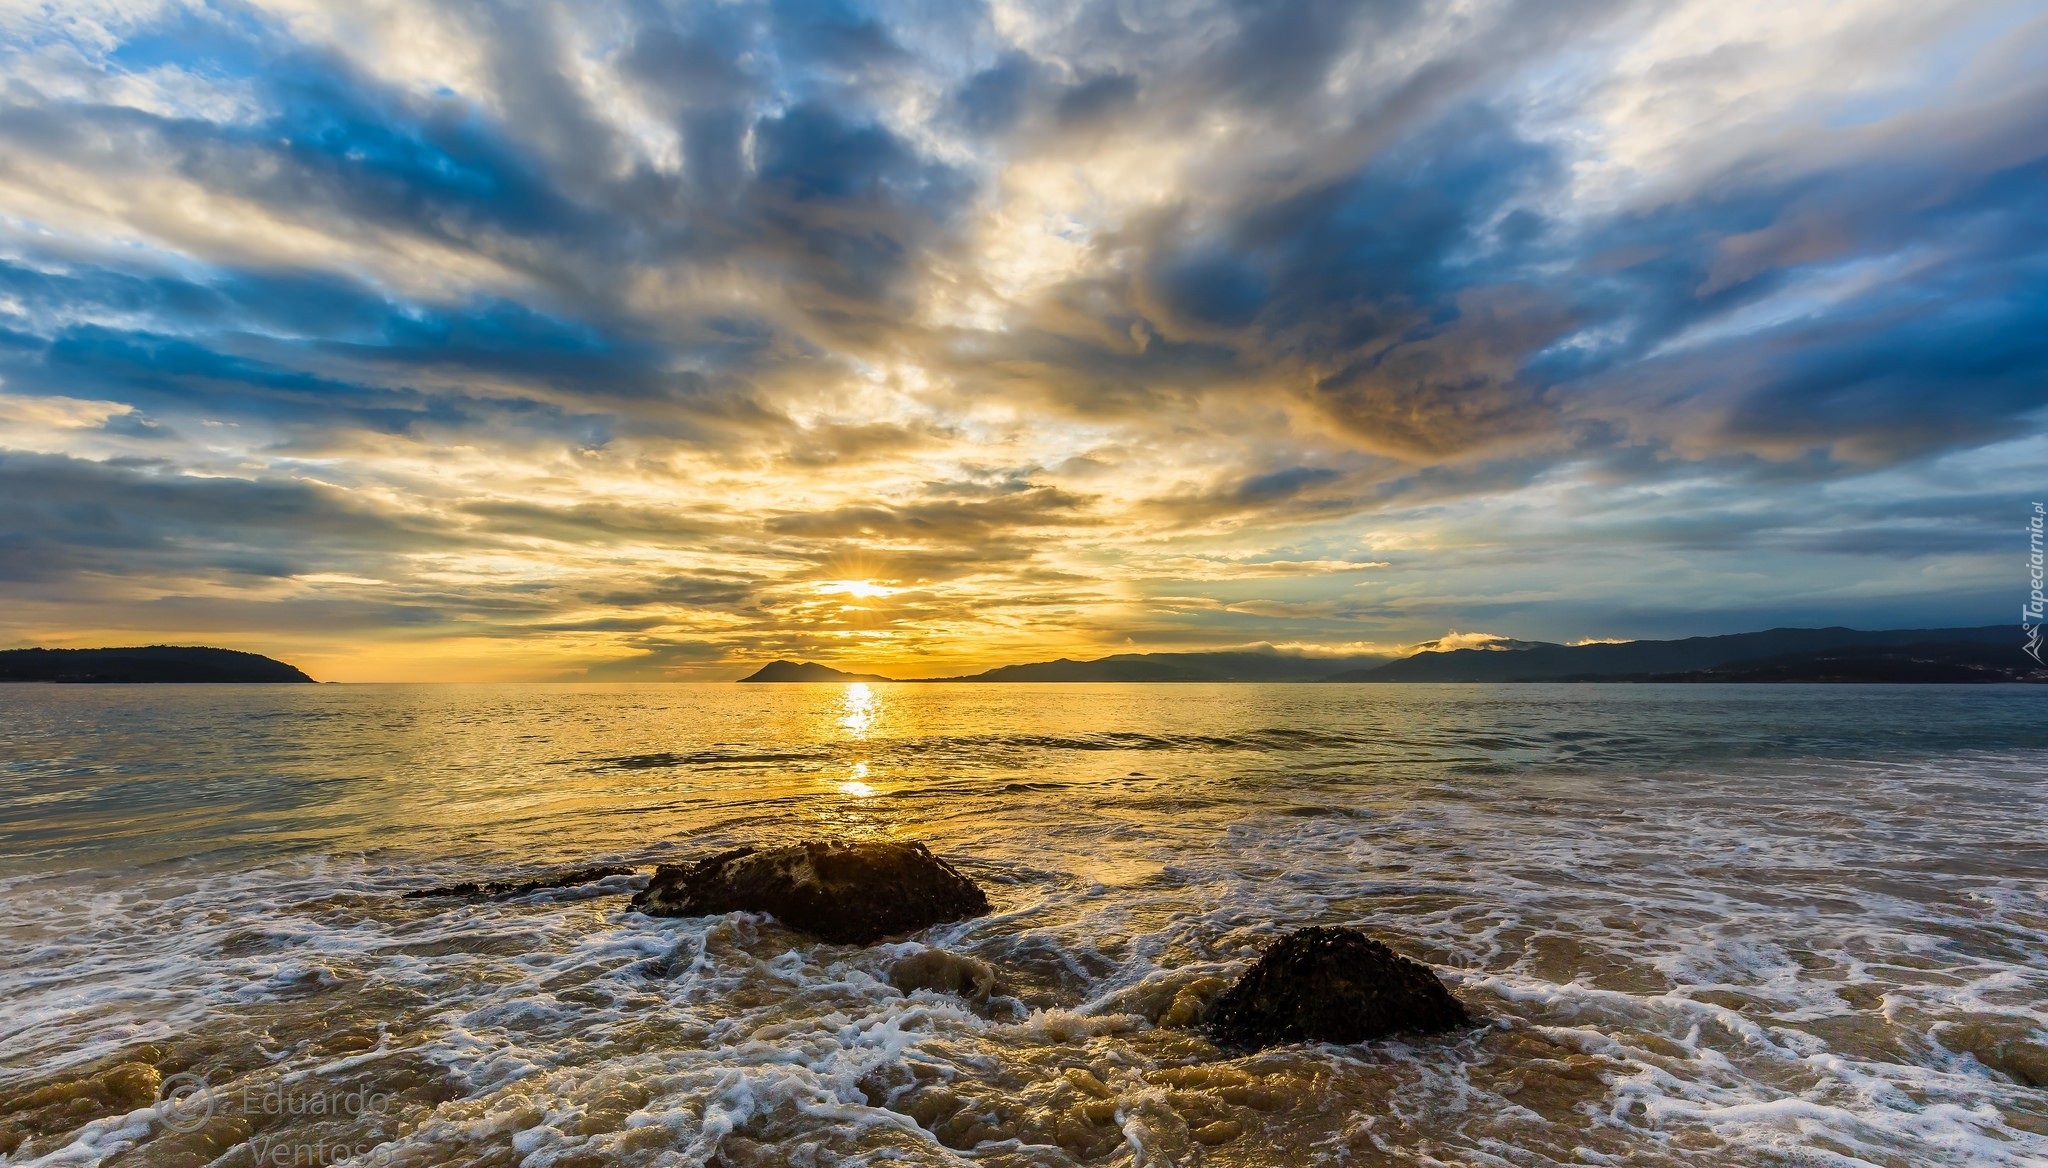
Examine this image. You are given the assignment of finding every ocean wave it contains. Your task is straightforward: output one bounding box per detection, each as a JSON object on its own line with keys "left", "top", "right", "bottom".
{"left": 4, "top": 689, "right": 2047, "bottom": 1165}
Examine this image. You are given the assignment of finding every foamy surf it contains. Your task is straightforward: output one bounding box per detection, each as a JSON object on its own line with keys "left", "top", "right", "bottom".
{"left": 2, "top": 684, "right": 2045, "bottom": 1165}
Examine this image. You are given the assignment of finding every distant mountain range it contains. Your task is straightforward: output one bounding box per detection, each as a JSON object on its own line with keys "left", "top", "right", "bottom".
{"left": 930, "top": 649, "right": 1393, "bottom": 682}
{"left": 739, "top": 625, "right": 2044, "bottom": 684}
{"left": 739, "top": 649, "right": 1388, "bottom": 683}
{"left": 0, "top": 646, "right": 316, "bottom": 683}
{"left": 1333, "top": 625, "right": 2023, "bottom": 682}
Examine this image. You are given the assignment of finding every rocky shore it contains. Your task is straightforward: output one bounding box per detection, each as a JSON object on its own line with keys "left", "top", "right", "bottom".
{"left": 402, "top": 837, "right": 1472, "bottom": 1047}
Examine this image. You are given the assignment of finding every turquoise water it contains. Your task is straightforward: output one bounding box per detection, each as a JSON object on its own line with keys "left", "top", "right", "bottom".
{"left": 1, "top": 682, "right": 2045, "bottom": 1166}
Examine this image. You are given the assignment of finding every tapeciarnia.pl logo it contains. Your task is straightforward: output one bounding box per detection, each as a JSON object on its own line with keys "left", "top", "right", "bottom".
{"left": 2026, "top": 502, "right": 2044, "bottom": 665}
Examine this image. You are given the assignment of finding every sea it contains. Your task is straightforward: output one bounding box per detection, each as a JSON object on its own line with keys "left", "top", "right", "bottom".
{"left": 1, "top": 682, "right": 2044, "bottom": 1167}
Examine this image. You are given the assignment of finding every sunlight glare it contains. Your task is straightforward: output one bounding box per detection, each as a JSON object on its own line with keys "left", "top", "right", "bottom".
{"left": 838, "top": 760, "right": 875, "bottom": 797}
{"left": 816, "top": 580, "right": 898, "bottom": 599}
{"left": 839, "top": 682, "right": 877, "bottom": 737}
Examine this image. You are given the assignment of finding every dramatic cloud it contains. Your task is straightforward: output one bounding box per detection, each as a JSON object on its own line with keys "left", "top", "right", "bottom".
{"left": 0, "top": 0, "right": 2039, "bottom": 678}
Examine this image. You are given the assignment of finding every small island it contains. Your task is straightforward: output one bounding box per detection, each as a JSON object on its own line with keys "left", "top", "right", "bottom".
{"left": 739, "top": 660, "right": 895, "bottom": 683}
{"left": 0, "top": 646, "right": 316, "bottom": 684}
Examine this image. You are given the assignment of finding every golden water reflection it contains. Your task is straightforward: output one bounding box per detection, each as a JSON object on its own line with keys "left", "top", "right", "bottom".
{"left": 839, "top": 760, "right": 875, "bottom": 798}
{"left": 836, "top": 684, "right": 881, "bottom": 797}
{"left": 839, "top": 683, "right": 877, "bottom": 738}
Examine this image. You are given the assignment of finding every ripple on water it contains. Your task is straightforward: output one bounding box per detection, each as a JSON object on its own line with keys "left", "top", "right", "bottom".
{"left": 1, "top": 688, "right": 2046, "bottom": 1165}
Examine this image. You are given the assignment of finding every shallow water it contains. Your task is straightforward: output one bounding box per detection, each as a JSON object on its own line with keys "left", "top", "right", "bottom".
{"left": 1, "top": 682, "right": 2045, "bottom": 1167}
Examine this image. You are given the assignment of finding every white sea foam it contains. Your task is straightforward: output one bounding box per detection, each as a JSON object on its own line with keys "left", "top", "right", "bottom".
{"left": 3, "top": 688, "right": 2046, "bottom": 1166}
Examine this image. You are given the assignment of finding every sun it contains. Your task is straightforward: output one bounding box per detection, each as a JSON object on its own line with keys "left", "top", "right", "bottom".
{"left": 816, "top": 580, "right": 898, "bottom": 599}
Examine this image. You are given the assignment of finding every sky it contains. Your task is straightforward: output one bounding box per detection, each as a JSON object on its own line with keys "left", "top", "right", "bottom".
{"left": 0, "top": 0, "right": 2042, "bottom": 681}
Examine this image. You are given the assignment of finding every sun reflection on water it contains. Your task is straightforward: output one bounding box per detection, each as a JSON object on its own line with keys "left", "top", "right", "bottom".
{"left": 838, "top": 760, "right": 875, "bottom": 797}
{"left": 839, "top": 683, "right": 876, "bottom": 738}
{"left": 836, "top": 684, "right": 879, "bottom": 796}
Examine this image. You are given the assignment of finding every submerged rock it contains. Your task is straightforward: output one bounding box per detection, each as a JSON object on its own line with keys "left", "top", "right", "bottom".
{"left": 1207, "top": 926, "right": 1468, "bottom": 1048}
{"left": 630, "top": 840, "right": 990, "bottom": 945}
{"left": 402, "top": 865, "right": 637, "bottom": 901}
{"left": 0, "top": 1055, "right": 164, "bottom": 1157}
{"left": 1161, "top": 976, "right": 1231, "bottom": 1028}
{"left": 1941, "top": 1021, "right": 2048, "bottom": 1088}
{"left": 1088, "top": 970, "right": 1231, "bottom": 1027}
{"left": 888, "top": 948, "right": 1000, "bottom": 1004}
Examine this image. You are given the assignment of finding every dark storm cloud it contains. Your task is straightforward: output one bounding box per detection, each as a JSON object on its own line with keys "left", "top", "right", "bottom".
{"left": 1532, "top": 90, "right": 2048, "bottom": 463}
{"left": 582, "top": 636, "right": 735, "bottom": 679}
{"left": 0, "top": 0, "right": 2042, "bottom": 669}
{"left": 1194, "top": 0, "right": 1382, "bottom": 108}
{"left": 757, "top": 487, "right": 1097, "bottom": 586}
{"left": 31, "top": 327, "right": 473, "bottom": 437}
{"left": 0, "top": 253, "right": 757, "bottom": 446}
{"left": 6, "top": 0, "right": 2032, "bottom": 479}
{"left": 949, "top": 0, "right": 2048, "bottom": 473}
{"left": 1718, "top": 287, "right": 2048, "bottom": 462}
{"left": 0, "top": 451, "right": 444, "bottom": 583}
{"left": 1053, "top": 72, "right": 1141, "bottom": 127}
{"left": 588, "top": 575, "right": 759, "bottom": 610}
{"left": 0, "top": 0, "right": 975, "bottom": 439}
{"left": 1158, "top": 104, "right": 1567, "bottom": 454}
{"left": 953, "top": 94, "right": 1575, "bottom": 455}
{"left": 748, "top": 101, "right": 972, "bottom": 310}
{"left": 953, "top": 53, "right": 1044, "bottom": 135}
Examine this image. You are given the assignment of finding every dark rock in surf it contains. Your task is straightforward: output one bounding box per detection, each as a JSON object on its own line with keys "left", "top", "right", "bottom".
{"left": 1208, "top": 926, "right": 1468, "bottom": 1048}
{"left": 630, "top": 840, "right": 990, "bottom": 945}
{"left": 403, "top": 865, "right": 638, "bottom": 901}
